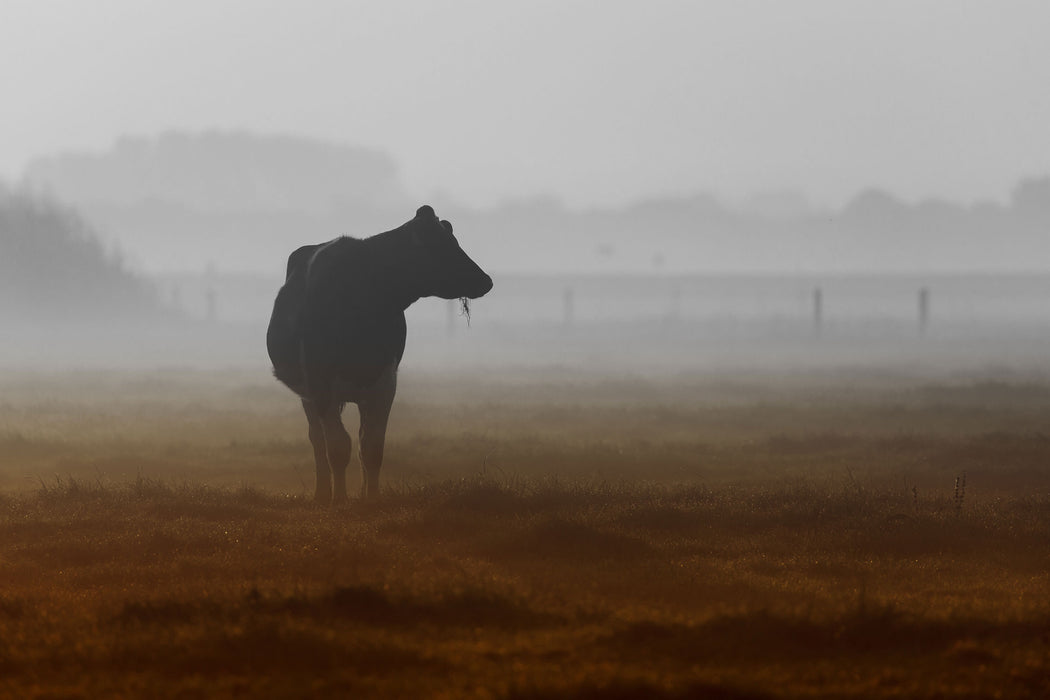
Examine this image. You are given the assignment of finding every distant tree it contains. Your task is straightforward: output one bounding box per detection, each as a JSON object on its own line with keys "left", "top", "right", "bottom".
{"left": 0, "top": 188, "right": 160, "bottom": 322}
{"left": 22, "top": 130, "right": 407, "bottom": 213}
{"left": 1010, "top": 177, "right": 1050, "bottom": 219}
{"left": 841, "top": 188, "right": 910, "bottom": 226}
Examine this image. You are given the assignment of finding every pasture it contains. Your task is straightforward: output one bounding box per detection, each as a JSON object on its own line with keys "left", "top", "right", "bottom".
{"left": 1, "top": 367, "right": 1049, "bottom": 698}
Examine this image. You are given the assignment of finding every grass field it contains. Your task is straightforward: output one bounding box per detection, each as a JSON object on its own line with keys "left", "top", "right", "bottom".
{"left": 1, "top": 367, "right": 1049, "bottom": 698}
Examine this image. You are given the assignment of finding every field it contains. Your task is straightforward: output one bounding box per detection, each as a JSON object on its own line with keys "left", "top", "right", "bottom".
{"left": 1, "top": 367, "right": 1049, "bottom": 698}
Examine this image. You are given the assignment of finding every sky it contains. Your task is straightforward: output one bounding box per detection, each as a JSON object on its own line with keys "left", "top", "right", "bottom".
{"left": 2, "top": 0, "right": 1049, "bottom": 209}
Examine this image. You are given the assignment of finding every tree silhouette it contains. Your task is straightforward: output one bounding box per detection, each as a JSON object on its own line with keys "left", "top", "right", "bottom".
{"left": 0, "top": 188, "right": 159, "bottom": 322}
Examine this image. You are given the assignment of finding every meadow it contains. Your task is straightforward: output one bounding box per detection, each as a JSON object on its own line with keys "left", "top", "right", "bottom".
{"left": 1, "top": 367, "right": 1049, "bottom": 698}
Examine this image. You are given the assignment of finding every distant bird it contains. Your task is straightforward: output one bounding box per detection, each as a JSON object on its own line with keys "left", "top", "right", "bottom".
{"left": 266, "top": 205, "right": 493, "bottom": 503}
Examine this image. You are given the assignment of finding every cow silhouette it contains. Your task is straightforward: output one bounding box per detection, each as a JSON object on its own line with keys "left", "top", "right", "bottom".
{"left": 266, "top": 205, "right": 493, "bottom": 503}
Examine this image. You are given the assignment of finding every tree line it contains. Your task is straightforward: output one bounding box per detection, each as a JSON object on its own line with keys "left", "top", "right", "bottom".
{"left": 0, "top": 187, "right": 160, "bottom": 323}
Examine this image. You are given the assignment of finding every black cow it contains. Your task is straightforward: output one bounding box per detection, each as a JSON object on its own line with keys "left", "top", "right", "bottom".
{"left": 266, "top": 205, "right": 493, "bottom": 503}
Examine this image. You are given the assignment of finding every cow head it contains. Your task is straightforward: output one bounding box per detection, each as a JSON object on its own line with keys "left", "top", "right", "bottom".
{"left": 408, "top": 205, "right": 493, "bottom": 300}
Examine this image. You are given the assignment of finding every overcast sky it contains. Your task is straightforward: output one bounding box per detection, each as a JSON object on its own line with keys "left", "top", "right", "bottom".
{"left": 3, "top": 0, "right": 1049, "bottom": 209}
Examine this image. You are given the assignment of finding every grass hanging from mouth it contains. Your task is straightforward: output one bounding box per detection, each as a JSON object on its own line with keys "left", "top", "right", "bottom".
{"left": 459, "top": 297, "right": 471, "bottom": 326}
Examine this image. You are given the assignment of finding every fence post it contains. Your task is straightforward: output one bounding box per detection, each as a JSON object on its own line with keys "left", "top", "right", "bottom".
{"left": 205, "top": 286, "right": 217, "bottom": 322}
{"left": 204, "top": 263, "right": 217, "bottom": 322}
{"left": 169, "top": 283, "right": 182, "bottom": 312}
{"left": 813, "top": 286, "right": 823, "bottom": 336}
{"left": 563, "top": 286, "right": 575, "bottom": 327}
{"left": 918, "top": 286, "right": 930, "bottom": 335}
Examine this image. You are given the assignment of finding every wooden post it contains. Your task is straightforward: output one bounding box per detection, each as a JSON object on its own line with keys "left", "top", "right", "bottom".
{"left": 918, "top": 286, "right": 929, "bottom": 335}
{"left": 670, "top": 283, "right": 682, "bottom": 322}
{"left": 204, "top": 263, "right": 217, "bottom": 322}
{"left": 813, "top": 286, "right": 823, "bottom": 336}
{"left": 205, "top": 286, "right": 217, "bottom": 322}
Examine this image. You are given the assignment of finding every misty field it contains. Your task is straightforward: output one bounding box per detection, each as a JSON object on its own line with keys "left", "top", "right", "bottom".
{"left": 1, "top": 368, "right": 1049, "bottom": 698}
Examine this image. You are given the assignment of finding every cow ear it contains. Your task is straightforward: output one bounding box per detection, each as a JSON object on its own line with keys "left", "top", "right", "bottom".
{"left": 441, "top": 220, "right": 453, "bottom": 234}
{"left": 416, "top": 205, "right": 435, "bottom": 219}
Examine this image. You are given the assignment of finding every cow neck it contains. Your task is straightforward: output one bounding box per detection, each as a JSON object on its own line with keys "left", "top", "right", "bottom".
{"left": 361, "top": 230, "right": 421, "bottom": 312}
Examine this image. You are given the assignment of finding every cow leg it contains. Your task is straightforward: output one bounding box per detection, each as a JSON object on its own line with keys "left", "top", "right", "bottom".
{"left": 301, "top": 399, "right": 332, "bottom": 503}
{"left": 358, "top": 365, "right": 397, "bottom": 498}
{"left": 319, "top": 404, "right": 352, "bottom": 505}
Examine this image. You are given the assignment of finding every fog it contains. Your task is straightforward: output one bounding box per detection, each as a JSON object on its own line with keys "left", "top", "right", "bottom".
{"left": 8, "top": 10, "right": 1050, "bottom": 694}
{"left": 5, "top": 1, "right": 1050, "bottom": 209}
{"left": 3, "top": 2, "right": 1050, "bottom": 373}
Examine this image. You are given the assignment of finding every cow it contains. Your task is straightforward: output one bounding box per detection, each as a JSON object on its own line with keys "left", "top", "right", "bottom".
{"left": 266, "top": 205, "right": 493, "bottom": 504}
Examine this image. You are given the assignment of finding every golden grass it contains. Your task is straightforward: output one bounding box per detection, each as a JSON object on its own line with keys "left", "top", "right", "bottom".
{"left": 1, "top": 369, "right": 1050, "bottom": 697}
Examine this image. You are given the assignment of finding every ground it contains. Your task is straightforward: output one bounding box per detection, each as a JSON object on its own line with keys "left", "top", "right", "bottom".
{"left": 1, "top": 368, "right": 1048, "bottom": 698}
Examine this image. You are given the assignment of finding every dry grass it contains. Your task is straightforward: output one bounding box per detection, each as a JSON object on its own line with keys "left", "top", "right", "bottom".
{"left": 1, "top": 369, "right": 1050, "bottom": 697}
